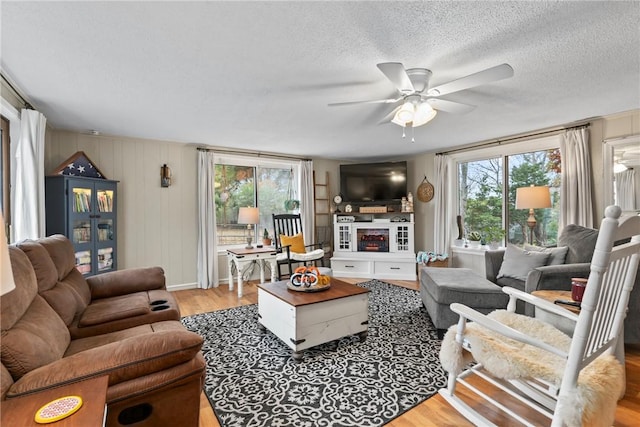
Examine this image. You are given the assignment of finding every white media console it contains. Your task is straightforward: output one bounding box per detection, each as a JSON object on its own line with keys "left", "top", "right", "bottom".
{"left": 330, "top": 213, "right": 416, "bottom": 280}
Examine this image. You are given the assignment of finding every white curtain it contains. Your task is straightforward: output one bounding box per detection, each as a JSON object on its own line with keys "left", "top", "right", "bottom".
{"left": 615, "top": 169, "right": 636, "bottom": 211}
{"left": 560, "top": 128, "right": 593, "bottom": 230}
{"left": 14, "top": 109, "right": 46, "bottom": 241}
{"left": 433, "top": 154, "right": 450, "bottom": 254}
{"left": 197, "top": 150, "right": 218, "bottom": 289}
{"left": 299, "top": 160, "right": 314, "bottom": 244}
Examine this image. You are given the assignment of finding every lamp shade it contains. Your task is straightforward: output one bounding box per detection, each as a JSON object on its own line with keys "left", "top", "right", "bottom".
{"left": 238, "top": 207, "right": 259, "bottom": 225}
{"left": 1, "top": 214, "right": 15, "bottom": 296}
{"left": 515, "top": 186, "right": 552, "bottom": 209}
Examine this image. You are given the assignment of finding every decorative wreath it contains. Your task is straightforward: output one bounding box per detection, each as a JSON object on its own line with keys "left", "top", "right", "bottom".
{"left": 417, "top": 176, "right": 434, "bottom": 203}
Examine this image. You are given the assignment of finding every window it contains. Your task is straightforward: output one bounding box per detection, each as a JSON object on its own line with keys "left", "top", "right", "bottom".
{"left": 455, "top": 137, "right": 561, "bottom": 247}
{"left": 214, "top": 156, "right": 298, "bottom": 247}
{"left": 506, "top": 150, "right": 561, "bottom": 246}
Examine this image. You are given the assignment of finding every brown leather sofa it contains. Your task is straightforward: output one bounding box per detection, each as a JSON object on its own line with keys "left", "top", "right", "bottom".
{"left": 1, "top": 236, "right": 206, "bottom": 427}
{"left": 17, "top": 235, "right": 181, "bottom": 339}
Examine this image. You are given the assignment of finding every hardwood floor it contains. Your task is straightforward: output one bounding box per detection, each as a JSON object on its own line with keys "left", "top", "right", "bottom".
{"left": 173, "top": 278, "right": 640, "bottom": 426}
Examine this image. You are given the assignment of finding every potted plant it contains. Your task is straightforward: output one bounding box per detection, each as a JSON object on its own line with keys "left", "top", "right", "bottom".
{"left": 483, "top": 226, "right": 506, "bottom": 250}
{"left": 467, "top": 231, "right": 482, "bottom": 248}
{"left": 262, "top": 228, "right": 273, "bottom": 246}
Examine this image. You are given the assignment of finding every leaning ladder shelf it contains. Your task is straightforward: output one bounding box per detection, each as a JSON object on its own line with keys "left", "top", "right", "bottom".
{"left": 313, "top": 171, "right": 333, "bottom": 260}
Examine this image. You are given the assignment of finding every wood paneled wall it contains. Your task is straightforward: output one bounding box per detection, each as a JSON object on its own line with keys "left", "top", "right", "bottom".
{"left": 46, "top": 131, "right": 198, "bottom": 287}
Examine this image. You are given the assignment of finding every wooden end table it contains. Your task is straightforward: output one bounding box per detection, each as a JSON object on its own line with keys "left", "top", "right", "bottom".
{"left": 1, "top": 375, "right": 108, "bottom": 427}
{"left": 257, "top": 278, "right": 369, "bottom": 360}
{"left": 227, "top": 247, "right": 278, "bottom": 297}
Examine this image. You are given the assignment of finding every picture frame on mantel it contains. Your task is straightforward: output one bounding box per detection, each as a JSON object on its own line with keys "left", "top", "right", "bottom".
{"left": 51, "top": 151, "right": 107, "bottom": 179}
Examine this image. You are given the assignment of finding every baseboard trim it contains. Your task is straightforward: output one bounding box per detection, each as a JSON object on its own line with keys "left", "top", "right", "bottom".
{"left": 167, "top": 279, "right": 231, "bottom": 292}
{"left": 167, "top": 282, "right": 198, "bottom": 291}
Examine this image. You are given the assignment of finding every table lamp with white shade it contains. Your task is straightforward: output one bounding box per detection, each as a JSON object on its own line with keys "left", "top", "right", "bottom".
{"left": 515, "top": 185, "right": 551, "bottom": 245}
{"left": 238, "top": 207, "right": 259, "bottom": 249}
{"left": 1, "top": 214, "right": 15, "bottom": 296}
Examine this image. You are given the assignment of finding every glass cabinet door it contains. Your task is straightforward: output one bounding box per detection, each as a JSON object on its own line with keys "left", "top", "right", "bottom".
{"left": 97, "top": 219, "right": 114, "bottom": 242}
{"left": 72, "top": 219, "right": 91, "bottom": 244}
{"left": 72, "top": 187, "right": 92, "bottom": 213}
{"left": 75, "top": 250, "right": 92, "bottom": 275}
{"left": 96, "top": 189, "right": 114, "bottom": 213}
{"left": 97, "top": 247, "right": 114, "bottom": 272}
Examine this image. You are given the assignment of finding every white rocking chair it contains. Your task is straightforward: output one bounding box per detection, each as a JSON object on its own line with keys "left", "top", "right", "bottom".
{"left": 439, "top": 206, "right": 640, "bottom": 427}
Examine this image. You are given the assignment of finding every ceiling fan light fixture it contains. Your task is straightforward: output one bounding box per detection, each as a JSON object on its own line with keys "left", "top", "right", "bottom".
{"left": 396, "top": 101, "right": 415, "bottom": 123}
{"left": 391, "top": 114, "right": 408, "bottom": 127}
{"left": 412, "top": 102, "right": 437, "bottom": 127}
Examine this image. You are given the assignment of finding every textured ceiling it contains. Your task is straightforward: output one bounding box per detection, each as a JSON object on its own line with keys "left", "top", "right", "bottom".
{"left": 1, "top": 1, "right": 639, "bottom": 161}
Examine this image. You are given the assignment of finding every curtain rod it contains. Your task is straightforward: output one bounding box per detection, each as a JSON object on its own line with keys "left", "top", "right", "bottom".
{"left": 1, "top": 73, "right": 34, "bottom": 110}
{"left": 196, "top": 146, "right": 311, "bottom": 162}
{"left": 436, "top": 122, "right": 591, "bottom": 156}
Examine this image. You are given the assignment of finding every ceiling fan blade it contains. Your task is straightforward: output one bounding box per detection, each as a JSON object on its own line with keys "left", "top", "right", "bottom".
{"left": 426, "top": 63, "right": 514, "bottom": 97}
{"left": 328, "top": 97, "right": 402, "bottom": 107}
{"left": 427, "top": 98, "right": 476, "bottom": 114}
{"left": 377, "top": 62, "right": 414, "bottom": 93}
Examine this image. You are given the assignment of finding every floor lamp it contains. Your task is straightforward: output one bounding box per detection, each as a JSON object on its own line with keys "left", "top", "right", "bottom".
{"left": 515, "top": 185, "right": 551, "bottom": 245}
{"left": 238, "top": 207, "right": 259, "bottom": 249}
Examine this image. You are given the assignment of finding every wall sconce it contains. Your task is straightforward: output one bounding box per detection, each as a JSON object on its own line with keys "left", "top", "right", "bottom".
{"left": 161, "top": 164, "right": 172, "bottom": 188}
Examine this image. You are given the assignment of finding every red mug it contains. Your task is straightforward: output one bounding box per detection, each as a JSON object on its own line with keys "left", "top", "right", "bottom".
{"left": 571, "top": 278, "right": 588, "bottom": 302}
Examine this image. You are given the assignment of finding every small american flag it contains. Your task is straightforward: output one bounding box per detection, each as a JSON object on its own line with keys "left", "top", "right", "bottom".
{"left": 54, "top": 151, "right": 106, "bottom": 179}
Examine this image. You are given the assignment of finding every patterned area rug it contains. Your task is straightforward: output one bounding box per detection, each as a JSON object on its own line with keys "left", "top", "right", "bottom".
{"left": 181, "top": 280, "right": 447, "bottom": 427}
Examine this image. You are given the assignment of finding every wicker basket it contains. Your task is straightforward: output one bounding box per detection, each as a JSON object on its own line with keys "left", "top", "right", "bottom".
{"left": 423, "top": 259, "right": 449, "bottom": 268}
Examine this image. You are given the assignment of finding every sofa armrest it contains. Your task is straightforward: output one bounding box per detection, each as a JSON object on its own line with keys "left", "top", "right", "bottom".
{"left": 485, "top": 249, "right": 505, "bottom": 283}
{"left": 87, "top": 266, "right": 166, "bottom": 299}
{"left": 6, "top": 329, "right": 203, "bottom": 398}
{"left": 524, "top": 263, "right": 591, "bottom": 294}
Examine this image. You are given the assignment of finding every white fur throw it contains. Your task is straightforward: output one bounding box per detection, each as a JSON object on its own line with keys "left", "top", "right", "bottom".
{"left": 439, "top": 310, "right": 624, "bottom": 427}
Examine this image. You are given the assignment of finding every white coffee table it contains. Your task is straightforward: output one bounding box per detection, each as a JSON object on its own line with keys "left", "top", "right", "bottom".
{"left": 257, "top": 279, "right": 369, "bottom": 360}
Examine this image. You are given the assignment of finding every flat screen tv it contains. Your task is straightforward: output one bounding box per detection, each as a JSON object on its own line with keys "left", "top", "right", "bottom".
{"left": 340, "top": 161, "right": 407, "bottom": 203}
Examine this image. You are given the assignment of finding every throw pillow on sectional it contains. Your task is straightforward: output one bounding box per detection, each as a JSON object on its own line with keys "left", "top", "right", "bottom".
{"left": 497, "top": 245, "right": 551, "bottom": 282}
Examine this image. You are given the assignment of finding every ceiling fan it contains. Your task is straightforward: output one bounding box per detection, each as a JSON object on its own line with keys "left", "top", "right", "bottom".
{"left": 329, "top": 62, "right": 514, "bottom": 128}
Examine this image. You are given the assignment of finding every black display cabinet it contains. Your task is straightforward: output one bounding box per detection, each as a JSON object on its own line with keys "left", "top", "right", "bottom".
{"left": 45, "top": 175, "right": 118, "bottom": 276}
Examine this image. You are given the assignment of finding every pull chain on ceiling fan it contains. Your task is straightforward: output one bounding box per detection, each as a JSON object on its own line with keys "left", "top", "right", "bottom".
{"left": 329, "top": 62, "right": 514, "bottom": 130}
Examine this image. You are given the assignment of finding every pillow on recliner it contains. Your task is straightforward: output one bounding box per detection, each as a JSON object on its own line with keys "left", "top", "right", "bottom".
{"left": 497, "top": 246, "right": 551, "bottom": 282}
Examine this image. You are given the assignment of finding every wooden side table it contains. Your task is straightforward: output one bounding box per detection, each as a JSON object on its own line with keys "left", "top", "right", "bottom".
{"left": 227, "top": 247, "right": 278, "bottom": 297}
{"left": 532, "top": 290, "right": 580, "bottom": 313}
{"left": 1, "top": 375, "right": 108, "bottom": 427}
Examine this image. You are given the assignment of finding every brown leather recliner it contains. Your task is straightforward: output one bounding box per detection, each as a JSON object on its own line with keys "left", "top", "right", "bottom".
{"left": 1, "top": 245, "right": 205, "bottom": 426}
{"left": 17, "top": 234, "right": 181, "bottom": 338}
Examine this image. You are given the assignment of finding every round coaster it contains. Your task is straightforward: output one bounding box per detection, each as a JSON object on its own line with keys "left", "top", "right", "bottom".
{"left": 34, "top": 395, "right": 83, "bottom": 424}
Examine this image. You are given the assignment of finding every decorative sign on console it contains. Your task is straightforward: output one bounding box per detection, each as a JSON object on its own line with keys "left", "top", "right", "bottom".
{"left": 330, "top": 213, "right": 416, "bottom": 280}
